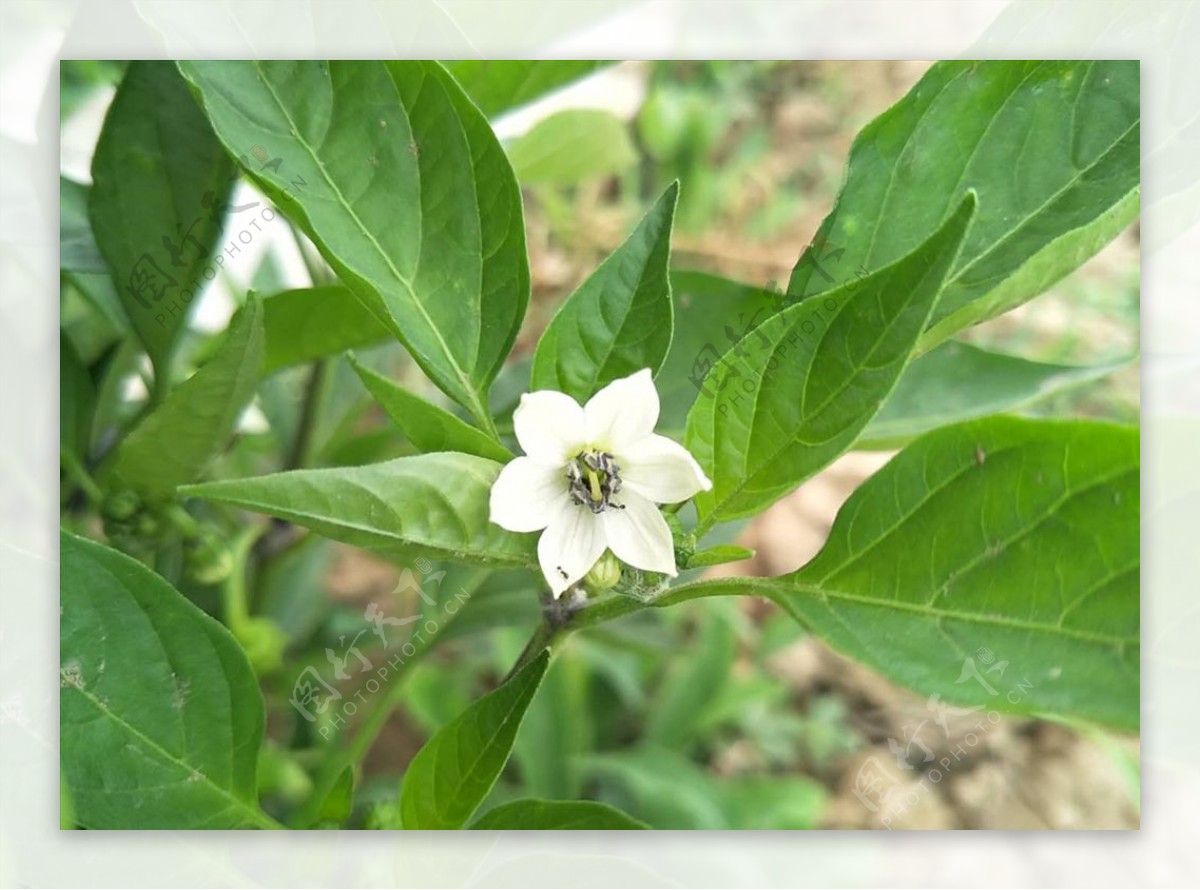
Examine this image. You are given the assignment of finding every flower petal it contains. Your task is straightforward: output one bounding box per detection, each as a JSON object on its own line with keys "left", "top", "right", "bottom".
{"left": 514, "top": 390, "right": 586, "bottom": 464}
{"left": 617, "top": 434, "right": 713, "bottom": 504}
{"left": 489, "top": 457, "right": 570, "bottom": 533}
{"left": 538, "top": 503, "right": 607, "bottom": 598}
{"left": 603, "top": 489, "right": 677, "bottom": 576}
{"left": 584, "top": 368, "right": 659, "bottom": 451}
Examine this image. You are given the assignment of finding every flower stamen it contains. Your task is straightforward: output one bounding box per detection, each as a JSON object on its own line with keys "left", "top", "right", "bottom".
{"left": 567, "top": 449, "right": 622, "bottom": 514}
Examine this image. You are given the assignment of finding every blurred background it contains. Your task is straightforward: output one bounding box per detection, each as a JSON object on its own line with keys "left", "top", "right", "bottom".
{"left": 59, "top": 60, "right": 1140, "bottom": 830}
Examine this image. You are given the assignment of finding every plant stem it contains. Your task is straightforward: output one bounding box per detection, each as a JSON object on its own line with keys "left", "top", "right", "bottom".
{"left": 287, "top": 358, "right": 329, "bottom": 470}
{"left": 221, "top": 525, "right": 263, "bottom": 633}
{"left": 60, "top": 452, "right": 104, "bottom": 508}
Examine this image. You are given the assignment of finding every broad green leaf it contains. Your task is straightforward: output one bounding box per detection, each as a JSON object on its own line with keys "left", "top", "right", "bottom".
{"left": 686, "top": 193, "right": 977, "bottom": 530}
{"left": 60, "top": 332, "right": 95, "bottom": 463}
{"left": 350, "top": 357, "right": 512, "bottom": 462}
{"left": 263, "top": 285, "right": 388, "bottom": 374}
{"left": 507, "top": 109, "right": 637, "bottom": 186}
{"left": 531, "top": 183, "right": 679, "bottom": 401}
{"left": 471, "top": 798, "right": 649, "bottom": 830}
{"left": 111, "top": 295, "right": 263, "bottom": 495}
{"left": 89, "top": 61, "right": 235, "bottom": 378}
{"left": 60, "top": 176, "right": 106, "bottom": 273}
{"left": 786, "top": 417, "right": 1139, "bottom": 730}
{"left": 400, "top": 651, "right": 549, "bottom": 829}
{"left": 178, "top": 61, "right": 529, "bottom": 424}
{"left": 675, "top": 417, "right": 1139, "bottom": 731}
{"left": 788, "top": 60, "right": 1139, "bottom": 348}
{"left": 444, "top": 61, "right": 610, "bottom": 118}
{"left": 859, "top": 340, "right": 1130, "bottom": 448}
{"left": 60, "top": 531, "right": 274, "bottom": 829}
{"left": 182, "top": 452, "right": 537, "bottom": 567}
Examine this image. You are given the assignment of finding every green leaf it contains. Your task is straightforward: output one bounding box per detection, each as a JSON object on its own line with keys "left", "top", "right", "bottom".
{"left": 263, "top": 285, "right": 388, "bottom": 374}
{"left": 400, "top": 651, "right": 550, "bottom": 829}
{"left": 788, "top": 60, "right": 1139, "bottom": 348}
{"left": 89, "top": 61, "right": 235, "bottom": 378}
{"left": 471, "top": 798, "right": 649, "bottom": 830}
{"left": 317, "top": 765, "right": 355, "bottom": 825}
{"left": 444, "top": 61, "right": 610, "bottom": 118}
{"left": 784, "top": 416, "right": 1139, "bottom": 730}
{"left": 60, "top": 176, "right": 106, "bottom": 273}
{"left": 583, "top": 747, "right": 730, "bottom": 829}
{"left": 111, "top": 295, "right": 264, "bottom": 495}
{"left": 60, "top": 531, "right": 275, "bottom": 829}
{"left": 531, "top": 183, "right": 679, "bottom": 402}
{"left": 673, "top": 418, "right": 1139, "bottom": 731}
{"left": 350, "top": 357, "right": 512, "bottom": 462}
{"left": 685, "top": 544, "right": 755, "bottom": 570}
{"left": 723, "top": 777, "right": 824, "bottom": 830}
{"left": 658, "top": 270, "right": 785, "bottom": 437}
{"left": 507, "top": 109, "right": 637, "bottom": 186}
{"left": 178, "top": 61, "right": 529, "bottom": 424}
{"left": 860, "top": 340, "right": 1130, "bottom": 449}
{"left": 686, "top": 192, "right": 977, "bottom": 530}
{"left": 182, "top": 452, "right": 537, "bottom": 567}
{"left": 60, "top": 332, "right": 96, "bottom": 463}
{"left": 644, "top": 605, "right": 738, "bottom": 749}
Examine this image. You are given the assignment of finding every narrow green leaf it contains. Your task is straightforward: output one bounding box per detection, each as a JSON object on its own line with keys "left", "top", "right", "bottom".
{"left": 182, "top": 452, "right": 537, "bottom": 567}
{"left": 507, "top": 109, "right": 637, "bottom": 186}
{"left": 89, "top": 61, "right": 234, "bottom": 377}
{"left": 685, "top": 544, "right": 755, "bottom": 569}
{"left": 444, "top": 61, "right": 610, "bottom": 118}
{"left": 471, "top": 798, "right": 650, "bottom": 830}
{"left": 531, "top": 183, "right": 679, "bottom": 402}
{"left": 111, "top": 296, "right": 263, "bottom": 495}
{"left": 686, "top": 193, "right": 977, "bottom": 529}
{"left": 263, "top": 285, "right": 389, "bottom": 374}
{"left": 401, "top": 651, "right": 550, "bottom": 829}
{"left": 788, "top": 60, "right": 1139, "bottom": 348}
{"left": 860, "top": 340, "right": 1130, "bottom": 448}
{"left": 60, "top": 531, "right": 274, "bottom": 829}
{"left": 178, "top": 61, "right": 529, "bottom": 422}
{"left": 645, "top": 606, "right": 738, "bottom": 748}
{"left": 317, "top": 765, "right": 355, "bottom": 825}
{"left": 351, "top": 358, "right": 512, "bottom": 462}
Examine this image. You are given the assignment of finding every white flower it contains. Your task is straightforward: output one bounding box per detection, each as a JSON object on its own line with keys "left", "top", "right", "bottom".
{"left": 489, "top": 369, "right": 712, "bottom": 597}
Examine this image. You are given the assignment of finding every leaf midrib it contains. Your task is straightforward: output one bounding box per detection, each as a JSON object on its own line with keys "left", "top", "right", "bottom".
{"left": 244, "top": 61, "right": 484, "bottom": 416}
{"left": 63, "top": 680, "right": 277, "bottom": 829}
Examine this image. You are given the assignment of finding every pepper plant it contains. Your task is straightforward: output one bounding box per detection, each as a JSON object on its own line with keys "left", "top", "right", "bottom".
{"left": 60, "top": 60, "right": 1139, "bottom": 829}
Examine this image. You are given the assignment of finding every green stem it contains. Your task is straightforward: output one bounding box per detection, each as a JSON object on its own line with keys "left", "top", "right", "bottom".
{"left": 60, "top": 452, "right": 103, "bottom": 508}
{"left": 287, "top": 358, "right": 329, "bottom": 470}
{"left": 222, "top": 526, "right": 262, "bottom": 633}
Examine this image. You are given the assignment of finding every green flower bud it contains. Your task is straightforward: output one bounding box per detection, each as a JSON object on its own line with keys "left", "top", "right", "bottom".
{"left": 585, "top": 550, "right": 622, "bottom": 592}
{"left": 102, "top": 490, "right": 142, "bottom": 521}
{"left": 235, "top": 617, "right": 288, "bottom": 676}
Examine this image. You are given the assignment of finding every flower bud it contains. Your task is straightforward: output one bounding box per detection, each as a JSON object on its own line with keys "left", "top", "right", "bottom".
{"left": 585, "top": 550, "right": 621, "bottom": 592}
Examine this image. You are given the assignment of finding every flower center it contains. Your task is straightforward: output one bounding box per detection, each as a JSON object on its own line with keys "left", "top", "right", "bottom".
{"left": 566, "top": 449, "right": 623, "bottom": 514}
